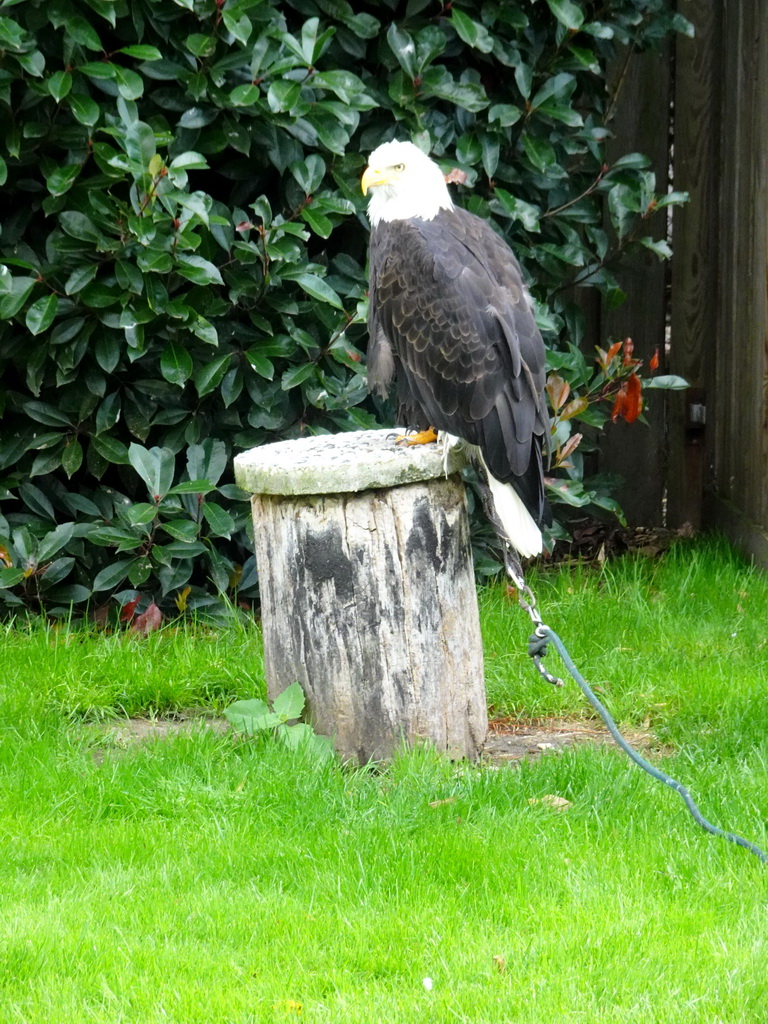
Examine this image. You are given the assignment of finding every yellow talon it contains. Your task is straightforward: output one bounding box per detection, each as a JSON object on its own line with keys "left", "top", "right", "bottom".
{"left": 395, "top": 427, "right": 439, "bottom": 447}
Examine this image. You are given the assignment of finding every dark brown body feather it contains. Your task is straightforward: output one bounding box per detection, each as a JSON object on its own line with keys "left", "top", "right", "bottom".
{"left": 367, "top": 206, "right": 550, "bottom": 524}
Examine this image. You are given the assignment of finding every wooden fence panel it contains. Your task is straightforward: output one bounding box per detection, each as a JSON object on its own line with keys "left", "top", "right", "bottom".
{"left": 702, "top": 0, "right": 768, "bottom": 563}
{"left": 666, "top": 0, "right": 722, "bottom": 529}
{"left": 596, "top": 48, "right": 672, "bottom": 527}
{"left": 595, "top": 0, "right": 768, "bottom": 562}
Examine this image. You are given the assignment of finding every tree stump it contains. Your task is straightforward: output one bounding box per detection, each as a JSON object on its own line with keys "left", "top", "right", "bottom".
{"left": 233, "top": 429, "right": 487, "bottom": 763}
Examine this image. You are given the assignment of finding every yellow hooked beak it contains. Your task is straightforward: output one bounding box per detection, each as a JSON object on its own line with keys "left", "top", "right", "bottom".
{"left": 361, "top": 165, "right": 388, "bottom": 196}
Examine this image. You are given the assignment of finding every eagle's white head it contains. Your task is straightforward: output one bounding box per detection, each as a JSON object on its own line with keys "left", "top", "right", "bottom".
{"left": 361, "top": 140, "right": 454, "bottom": 227}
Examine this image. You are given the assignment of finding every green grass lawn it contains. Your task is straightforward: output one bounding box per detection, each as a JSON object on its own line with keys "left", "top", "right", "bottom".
{"left": 2, "top": 536, "right": 768, "bottom": 1023}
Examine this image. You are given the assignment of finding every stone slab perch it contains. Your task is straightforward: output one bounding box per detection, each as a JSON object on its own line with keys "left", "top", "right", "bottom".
{"left": 234, "top": 428, "right": 487, "bottom": 763}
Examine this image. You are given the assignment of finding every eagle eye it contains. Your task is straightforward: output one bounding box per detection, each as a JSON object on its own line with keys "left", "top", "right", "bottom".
{"left": 393, "top": 162, "right": 405, "bottom": 172}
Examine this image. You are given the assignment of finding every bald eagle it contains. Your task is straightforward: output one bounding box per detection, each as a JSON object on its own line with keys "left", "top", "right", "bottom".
{"left": 361, "top": 140, "right": 550, "bottom": 559}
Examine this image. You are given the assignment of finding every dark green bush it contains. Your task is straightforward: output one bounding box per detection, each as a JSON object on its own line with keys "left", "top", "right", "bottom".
{"left": 0, "top": 0, "right": 690, "bottom": 617}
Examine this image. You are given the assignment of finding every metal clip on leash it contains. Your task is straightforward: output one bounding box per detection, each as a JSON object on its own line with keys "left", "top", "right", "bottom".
{"left": 506, "top": 560, "right": 563, "bottom": 688}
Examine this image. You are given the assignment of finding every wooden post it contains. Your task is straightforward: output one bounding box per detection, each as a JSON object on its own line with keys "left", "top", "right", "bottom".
{"left": 234, "top": 430, "right": 487, "bottom": 763}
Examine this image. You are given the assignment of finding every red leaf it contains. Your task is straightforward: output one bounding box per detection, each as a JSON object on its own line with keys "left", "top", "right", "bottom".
{"left": 606, "top": 340, "right": 623, "bottom": 364}
{"left": 556, "top": 431, "right": 583, "bottom": 467}
{"left": 649, "top": 347, "right": 660, "bottom": 372}
{"left": 560, "top": 395, "right": 588, "bottom": 421}
{"left": 545, "top": 373, "right": 570, "bottom": 412}
{"left": 444, "top": 167, "right": 468, "bottom": 185}
{"left": 130, "top": 601, "right": 164, "bottom": 635}
{"left": 120, "top": 596, "right": 141, "bottom": 622}
{"left": 622, "top": 337, "right": 637, "bottom": 366}
{"left": 611, "top": 373, "right": 643, "bottom": 423}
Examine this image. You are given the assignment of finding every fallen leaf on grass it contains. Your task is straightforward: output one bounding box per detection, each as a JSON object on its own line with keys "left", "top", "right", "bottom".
{"left": 120, "top": 595, "right": 141, "bottom": 622}
{"left": 428, "top": 797, "right": 457, "bottom": 808}
{"left": 272, "top": 1000, "right": 302, "bottom": 1014}
{"left": 130, "top": 601, "right": 163, "bottom": 634}
{"left": 528, "top": 794, "right": 572, "bottom": 812}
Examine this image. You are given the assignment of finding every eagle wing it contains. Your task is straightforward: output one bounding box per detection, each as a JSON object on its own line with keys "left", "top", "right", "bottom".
{"left": 367, "top": 206, "right": 548, "bottom": 519}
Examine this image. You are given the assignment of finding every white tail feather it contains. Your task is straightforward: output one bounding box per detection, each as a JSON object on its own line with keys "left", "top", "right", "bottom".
{"left": 483, "top": 462, "right": 542, "bottom": 559}
{"left": 439, "top": 435, "right": 542, "bottom": 559}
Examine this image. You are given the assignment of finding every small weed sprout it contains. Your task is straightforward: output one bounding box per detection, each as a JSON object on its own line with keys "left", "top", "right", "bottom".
{"left": 224, "top": 682, "right": 334, "bottom": 761}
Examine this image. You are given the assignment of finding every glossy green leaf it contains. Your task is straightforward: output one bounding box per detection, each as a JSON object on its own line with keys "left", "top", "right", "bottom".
{"left": 128, "top": 443, "right": 176, "bottom": 501}
{"left": 64, "top": 264, "right": 98, "bottom": 295}
{"left": 639, "top": 236, "right": 673, "bottom": 260}
{"left": 0, "top": 16, "right": 30, "bottom": 50}
{"left": 175, "top": 254, "right": 224, "bottom": 286}
{"left": 118, "top": 45, "right": 163, "bottom": 60}
{"left": 90, "top": 434, "right": 131, "bottom": 465}
{"left": 167, "top": 479, "right": 215, "bottom": 496}
{"left": 281, "top": 363, "right": 317, "bottom": 390}
{"left": 95, "top": 392, "right": 121, "bottom": 434}
{"left": 247, "top": 353, "right": 275, "bottom": 380}
{"left": 267, "top": 81, "right": 301, "bottom": 113}
{"left": 48, "top": 70, "right": 72, "bottom": 102}
{"left": 186, "top": 438, "right": 227, "bottom": 486}
{"left": 39, "top": 557, "right": 75, "bottom": 586}
{"left": 37, "top": 523, "right": 75, "bottom": 563}
{"left": 193, "top": 354, "right": 231, "bottom": 397}
{"left": 202, "top": 501, "right": 235, "bottom": 538}
{"left": 230, "top": 84, "right": 262, "bottom": 106}
{"left": 0, "top": 276, "right": 36, "bottom": 319}
{"left": 25, "top": 294, "right": 58, "bottom": 335}
{"left": 293, "top": 273, "right": 343, "bottom": 309}
{"left": 19, "top": 482, "right": 56, "bottom": 520}
{"left": 0, "top": 568, "right": 26, "bottom": 590}
{"left": 162, "top": 519, "right": 199, "bottom": 543}
{"left": 92, "top": 559, "right": 137, "bottom": 592}
{"left": 114, "top": 67, "right": 144, "bottom": 100}
{"left": 67, "top": 93, "right": 101, "bottom": 126}
{"left": 522, "top": 132, "right": 557, "bottom": 173}
{"left": 290, "top": 154, "right": 326, "bottom": 194}
{"left": 160, "top": 342, "right": 194, "bottom": 386}
{"left": 450, "top": 10, "right": 494, "bottom": 53}
{"left": 545, "top": 0, "right": 584, "bottom": 30}
{"left": 169, "top": 151, "right": 209, "bottom": 171}
{"left": 387, "top": 24, "right": 418, "bottom": 78}
{"left": 23, "top": 400, "right": 72, "bottom": 428}
{"left": 65, "top": 15, "right": 102, "bottom": 50}
{"left": 61, "top": 440, "right": 83, "bottom": 479}
{"left": 59, "top": 211, "right": 101, "bottom": 242}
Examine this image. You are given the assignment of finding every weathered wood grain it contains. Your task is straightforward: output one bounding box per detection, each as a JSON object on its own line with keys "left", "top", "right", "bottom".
{"left": 599, "top": 48, "right": 671, "bottom": 527}
{"left": 705, "top": 0, "right": 768, "bottom": 560}
{"left": 250, "top": 477, "right": 487, "bottom": 763}
{"left": 667, "top": 0, "right": 722, "bottom": 527}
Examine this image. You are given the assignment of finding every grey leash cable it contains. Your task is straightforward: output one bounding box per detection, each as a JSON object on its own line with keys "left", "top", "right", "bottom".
{"left": 512, "top": 572, "right": 768, "bottom": 866}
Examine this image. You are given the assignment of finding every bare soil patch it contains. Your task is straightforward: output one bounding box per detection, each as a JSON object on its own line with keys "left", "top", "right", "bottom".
{"left": 82, "top": 710, "right": 668, "bottom": 766}
{"left": 82, "top": 709, "right": 229, "bottom": 762}
{"left": 482, "top": 715, "right": 670, "bottom": 764}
